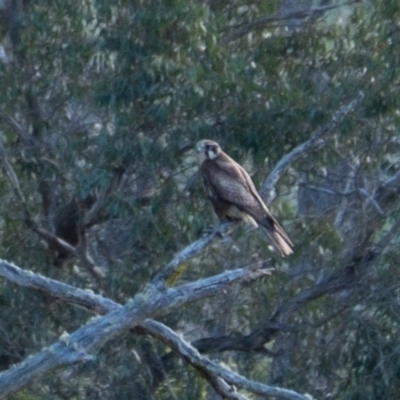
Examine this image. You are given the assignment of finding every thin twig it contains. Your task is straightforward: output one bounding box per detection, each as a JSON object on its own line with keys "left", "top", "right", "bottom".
{"left": 222, "top": 1, "right": 360, "bottom": 44}
{"left": 151, "top": 221, "right": 237, "bottom": 288}
{"left": 0, "top": 112, "right": 37, "bottom": 146}
{"left": 0, "top": 137, "right": 29, "bottom": 214}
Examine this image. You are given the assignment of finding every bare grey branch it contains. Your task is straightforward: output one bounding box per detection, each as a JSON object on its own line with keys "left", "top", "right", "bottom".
{"left": 0, "top": 258, "right": 273, "bottom": 399}
{"left": 261, "top": 93, "right": 364, "bottom": 203}
{"left": 144, "top": 320, "right": 310, "bottom": 400}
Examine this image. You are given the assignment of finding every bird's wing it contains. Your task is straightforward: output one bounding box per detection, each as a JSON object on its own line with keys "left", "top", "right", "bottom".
{"left": 200, "top": 153, "right": 293, "bottom": 255}
{"left": 200, "top": 155, "right": 262, "bottom": 212}
{"left": 209, "top": 154, "right": 294, "bottom": 248}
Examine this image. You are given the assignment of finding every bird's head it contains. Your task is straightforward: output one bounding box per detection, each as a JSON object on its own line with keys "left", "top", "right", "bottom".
{"left": 196, "top": 140, "right": 221, "bottom": 162}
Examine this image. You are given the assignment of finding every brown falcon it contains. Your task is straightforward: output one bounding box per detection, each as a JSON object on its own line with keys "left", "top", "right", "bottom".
{"left": 197, "top": 139, "right": 293, "bottom": 257}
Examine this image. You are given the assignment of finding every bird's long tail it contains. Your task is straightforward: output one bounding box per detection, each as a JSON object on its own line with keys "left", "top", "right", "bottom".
{"left": 259, "top": 216, "right": 293, "bottom": 257}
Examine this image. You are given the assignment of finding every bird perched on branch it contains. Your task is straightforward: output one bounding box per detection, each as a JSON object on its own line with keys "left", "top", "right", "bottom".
{"left": 196, "top": 139, "right": 293, "bottom": 257}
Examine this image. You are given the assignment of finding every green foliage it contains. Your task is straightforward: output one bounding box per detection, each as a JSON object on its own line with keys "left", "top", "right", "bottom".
{"left": 8, "top": 392, "right": 42, "bottom": 400}
{"left": 2, "top": 0, "right": 400, "bottom": 398}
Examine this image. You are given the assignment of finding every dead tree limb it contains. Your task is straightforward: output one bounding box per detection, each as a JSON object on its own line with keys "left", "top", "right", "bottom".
{"left": 0, "top": 259, "right": 275, "bottom": 399}
{"left": 261, "top": 93, "right": 364, "bottom": 203}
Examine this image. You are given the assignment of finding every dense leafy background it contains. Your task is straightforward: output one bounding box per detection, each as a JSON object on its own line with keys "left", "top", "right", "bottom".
{"left": 1, "top": 0, "right": 400, "bottom": 399}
